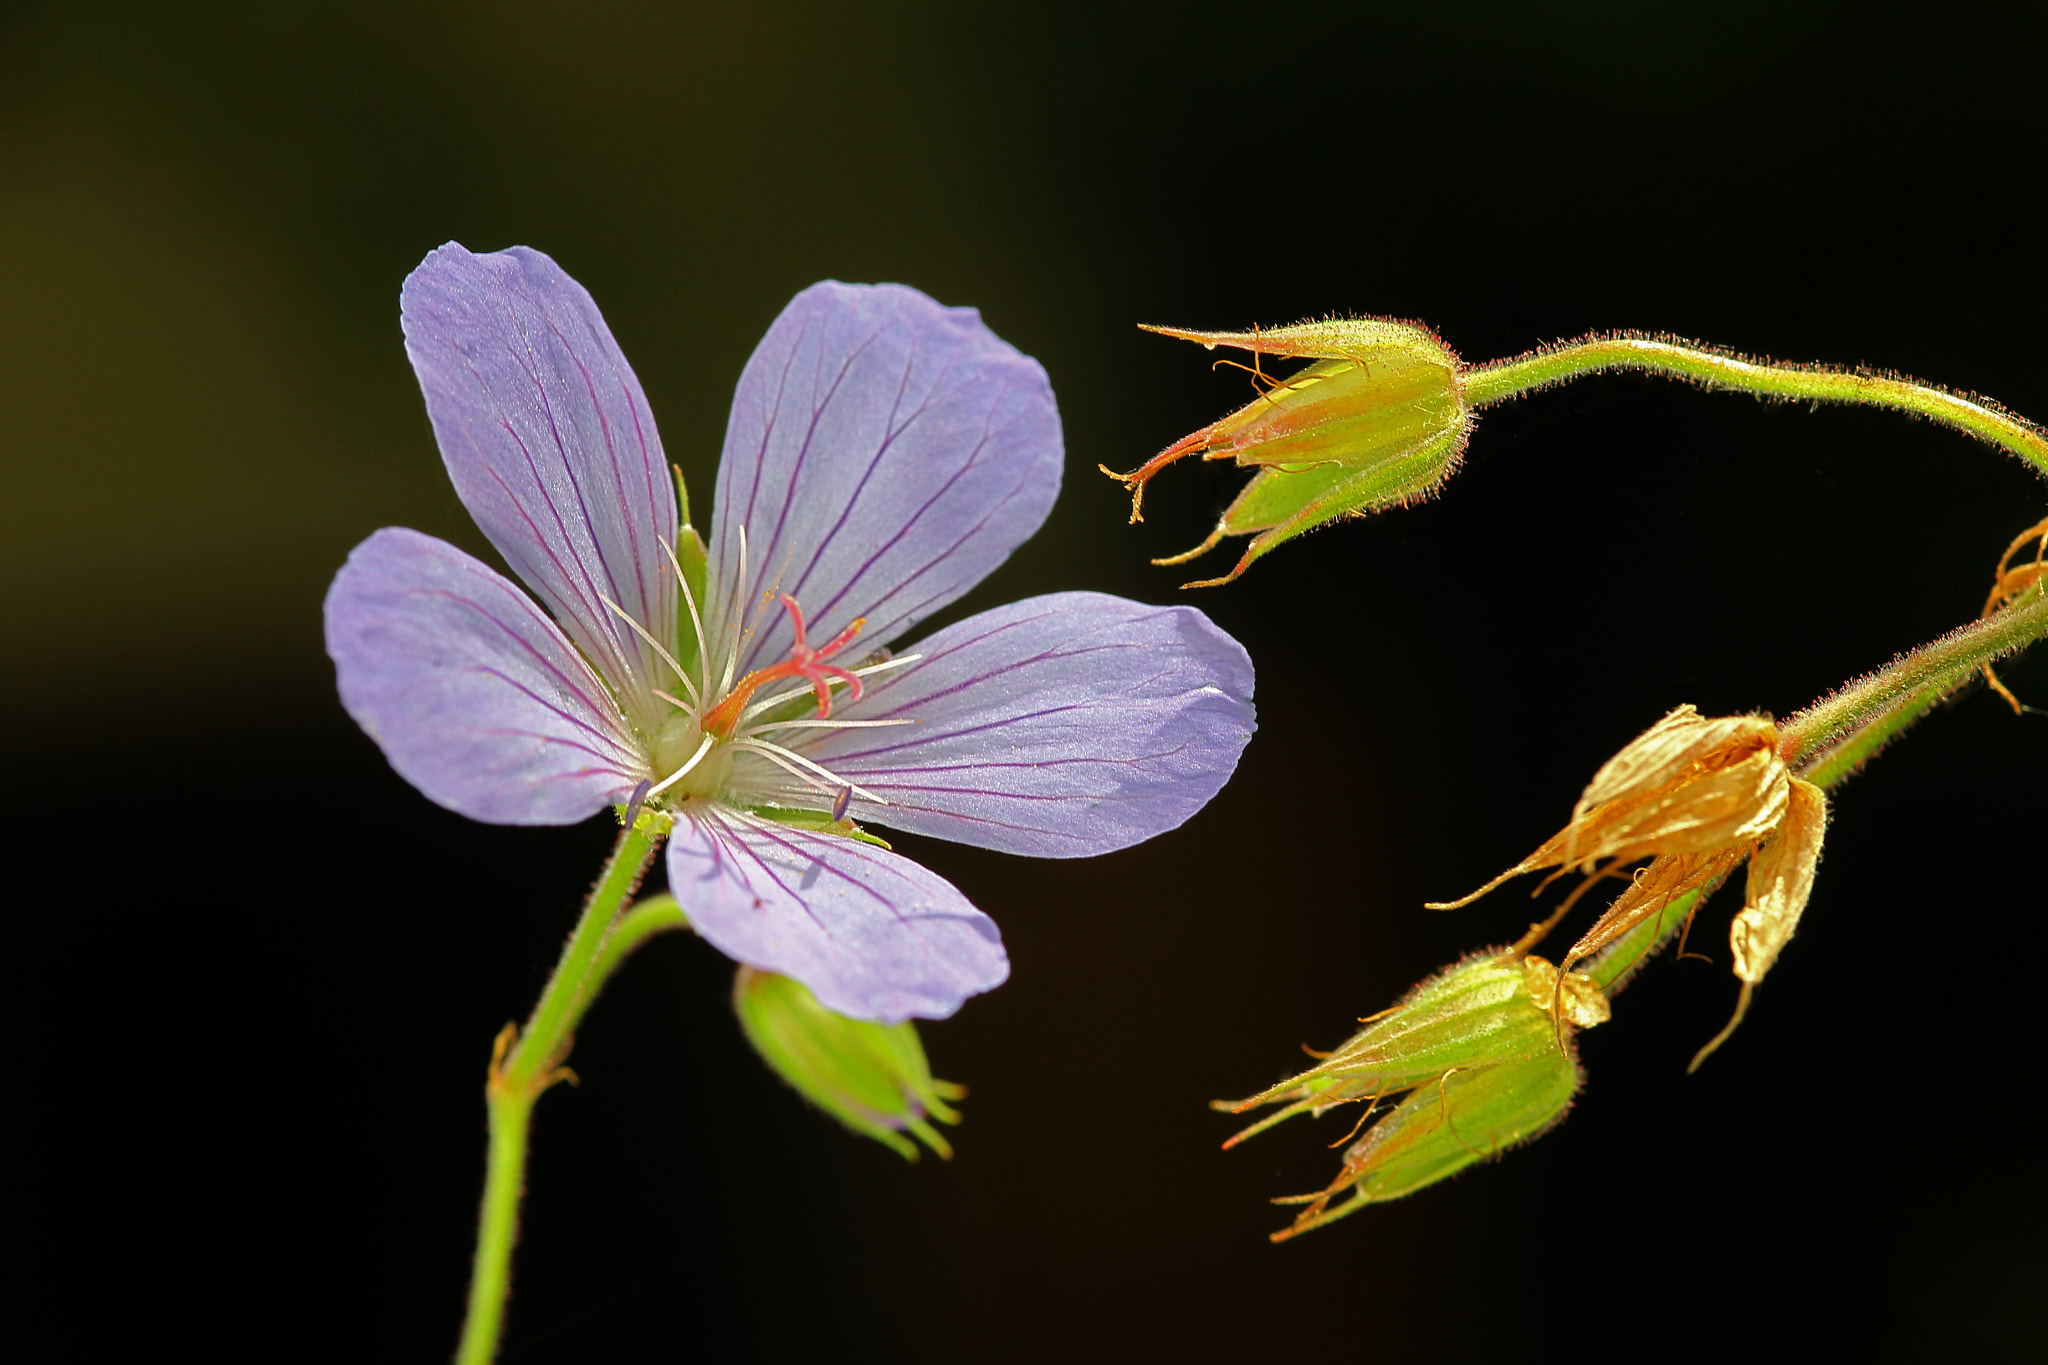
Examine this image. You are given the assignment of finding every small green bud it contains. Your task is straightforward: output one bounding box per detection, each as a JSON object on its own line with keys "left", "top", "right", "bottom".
{"left": 1218, "top": 950, "right": 1602, "bottom": 1240}
{"left": 1270, "top": 1044, "right": 1581, "bottom": 1242}
{"left": 1102, "top": 317, "right": 1471, "bottom": 586}
{"left": 1215, "top": 951, "right": 1599, "bottom": 1148}
{"left": 733, "top": 965, "right": 964, "bottom": 1160}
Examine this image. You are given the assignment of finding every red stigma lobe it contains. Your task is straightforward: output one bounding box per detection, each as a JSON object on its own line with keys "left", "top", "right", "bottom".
{"left": 700, "top": 595, "right": 867, "bottom": 738}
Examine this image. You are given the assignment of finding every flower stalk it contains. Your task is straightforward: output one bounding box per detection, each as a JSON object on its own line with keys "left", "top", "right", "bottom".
{"left": 455, "top": 813, "right": 671, "bottom": 1365}
{"left": 1458, "top": 333, "right": 2048, "bottom": 479}
{"left": 1120, "top": 323, "right": 2048, "bottom": 583}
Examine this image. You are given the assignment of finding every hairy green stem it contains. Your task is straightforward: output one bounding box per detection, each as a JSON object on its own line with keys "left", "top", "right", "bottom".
{"left": 454, "top": 820, "right": 664, "bottom": 1365}
{"left": 1460, "top": 334, "right": 2048, "bottom": 481}
{"left": 1782, "top": 579, "right": 2048, "bottom": 786}
{"left": 586, "top": 892, "right": 691, "bottom": 993}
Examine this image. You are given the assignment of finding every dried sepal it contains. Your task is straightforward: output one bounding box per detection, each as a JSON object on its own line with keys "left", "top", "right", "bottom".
{"left": 1687, "top": 777, "right": 1835, "bottom": 1080}
{"left": 1427, "top": 706, "right": 1789, "bottom": 911}
{"left": 1567, "top": 707, "right": 1778, "bottom": 856}
{"left": 1730, "top": 778, "right": 1829, "bottom": 986}
{"left": 1689, "top": 777, "right": 1829, "bottom": 1072}
{"left": 1561, "top": 847, "right": 1747, "bottom": 972}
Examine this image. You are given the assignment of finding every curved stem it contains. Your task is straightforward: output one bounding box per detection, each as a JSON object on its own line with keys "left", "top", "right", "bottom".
{"left": 454, "top": 819, "right": 665, "bottom": 1365}
{"left": 585, "top": 892, "right": 691, "bottom": 998}
{"left": 1460, "top": 333, "right": 2048, "bottom": 480}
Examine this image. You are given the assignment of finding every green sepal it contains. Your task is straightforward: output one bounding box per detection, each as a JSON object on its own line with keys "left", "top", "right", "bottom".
{"left": 748, "top": 804, "right": 894, "bottom": 850}
{"left": 733, "top": 966, "right": 964, "bottom": 1160}
{"left": 670, "top": 464, "right": 711, "bottom": 685}
{"left": 1218, "top": 954, "right": 1555, "bottom": 1145}
{"left": 1219, "top": 420, "right": 1466, "bottom": 572}
{"left": 607, "top": 803, "right": 675, "bottom": 838}
{"left": 1303, "top": 1044, "right": 1581, "bottom": 1226}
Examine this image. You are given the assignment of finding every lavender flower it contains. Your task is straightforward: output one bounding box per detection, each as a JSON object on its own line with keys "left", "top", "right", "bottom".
{"left": 324, "top": 244, "right": 1255, "bottom": 1022}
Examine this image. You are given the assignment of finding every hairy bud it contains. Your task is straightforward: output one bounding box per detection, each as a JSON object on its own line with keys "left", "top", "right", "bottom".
{"left": 1103, "top": 317, "right": 1470, "bottom": 586}
{"left": 1217, "top": 949, "right": 1603, "bottom": 1238}
{"left": 733, "top": 965, "right": 964, "bottom": 1160}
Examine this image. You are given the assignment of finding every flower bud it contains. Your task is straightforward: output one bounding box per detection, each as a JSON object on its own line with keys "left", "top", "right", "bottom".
{"left": 1271, "top": 1043, "right": 1582, "bottom": 1242}
{"left": 1218, "top": 944, "right": 1604, "bottom": 1129}
{"left": 733, "top": 965, "right": 964, "bottom": 1160}
{"left": 1103, "top": 317, "right": 1471, "bottom": 586}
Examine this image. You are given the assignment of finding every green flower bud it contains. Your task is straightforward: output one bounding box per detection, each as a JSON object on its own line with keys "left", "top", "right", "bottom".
{"left": 1102, "top": 317, "right": 1471, "bottom": 586}
{"left": 1218, "top": 950, "right": 1600, "bottom": 1240}
{"left": 733, "top": 965, "right": 964, "bottom": 1160}
{"left": 1270, "top": 1043, "right": 1581, "bottom": 1242}
{"left": 1215, "top": 951, "right": 1600, "bottom": 1148}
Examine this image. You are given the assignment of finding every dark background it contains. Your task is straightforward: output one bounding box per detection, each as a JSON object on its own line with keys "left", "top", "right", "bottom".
{"left": 8, "top": 3, "right": 2044, "bottom": 1360}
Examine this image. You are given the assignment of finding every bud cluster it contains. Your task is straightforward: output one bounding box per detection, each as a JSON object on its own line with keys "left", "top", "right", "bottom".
{"left": 1222, "top": 705, "right": 1835, "bottom": 1238}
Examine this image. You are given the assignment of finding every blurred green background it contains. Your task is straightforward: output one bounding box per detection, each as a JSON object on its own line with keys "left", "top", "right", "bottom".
{"left": 8, "top": 3, "right": 2043, "bottom": 1361}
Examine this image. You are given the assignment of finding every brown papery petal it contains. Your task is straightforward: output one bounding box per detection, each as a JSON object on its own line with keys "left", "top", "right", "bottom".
{"left": 1568, "top": 707, "right": 1779, "bottom": 863}
{"left": 1730, "top": 778, "right": 1830, "bottom": 985}
{"left": 1563, "top": 847, "right": 1748, "bottom": 970}
{"left": 1564, "top": 746, "right": 1790, "bottom": 870}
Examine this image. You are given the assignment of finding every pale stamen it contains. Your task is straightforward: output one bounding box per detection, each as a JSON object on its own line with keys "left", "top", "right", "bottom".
{"left": 728, "top": 736, "right": 888, "bottom": 805}
{"left": 655, "top": 536, "right": 707, "bottom": 706}
{"left": 747, "top": 718, "right": 916, "bottom": 731}
{"left": 599, "top": 594, "right": 692, "bottom": 702}
{"left": 718, "top": 525, "right": 751, "bottom": 700}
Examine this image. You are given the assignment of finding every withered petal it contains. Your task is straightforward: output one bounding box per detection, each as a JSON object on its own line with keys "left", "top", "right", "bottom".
{"left": 1730, "top": 777, "right": 1829, "bottom": 984}
{"left": 1568, "top": 706, "right": 1779, "bottom": 859}
{"left": 1563, "top": 847, "right": 1748, "bottom": 969}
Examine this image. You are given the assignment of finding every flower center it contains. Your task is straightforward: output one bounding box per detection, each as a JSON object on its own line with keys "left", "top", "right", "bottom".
{"left": 624, "top": 529, "right": 919, "bottom": 816}
{"left": 698, "top": 594, "right": 867, "bottom": 740}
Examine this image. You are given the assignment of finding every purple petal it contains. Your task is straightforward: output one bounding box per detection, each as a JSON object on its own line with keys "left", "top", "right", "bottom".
{"left": 401, "top": 243, "right": 677, "bottom": 729}
{"left": 325, "top": 528, "right": 647, "bottom": 824}
{"left": 707, "top": 282, "right": 1060, "bottom": 681}
{"left": 751, "top": 592, "right": 1256, "bottom": 857}
{"left": 667, "top": 804, "right": 1008, "bottom": 1022}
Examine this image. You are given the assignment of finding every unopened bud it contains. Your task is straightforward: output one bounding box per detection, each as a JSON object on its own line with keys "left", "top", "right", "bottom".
{"left": 1215, "top": 953, "right": 1561, "bottom": 1147}
{"left": 733, "top": 965, "right": 964, "bottom": 1160}
{"left": 1103, "top": 318, "right": 1470, "bottom": 586}
{"left": 1271, "top": 1043, "right": 1582, "bottom": 1241}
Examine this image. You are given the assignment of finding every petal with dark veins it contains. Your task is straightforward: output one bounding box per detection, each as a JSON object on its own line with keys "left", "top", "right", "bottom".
{"left": 738, "top": 592, "right": 1256, "bottom": 857}
{"left": 401, "top": 243, "right": 677, "bottom": 730}
{"left": 707, "top": 282, "right": 1060, "bottom": 684}
{"left": 668, "top": 804, "right": 1009, "bottom": 1022}
{"left": 325, "top": 527, "right": 646, "bottom": 824}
